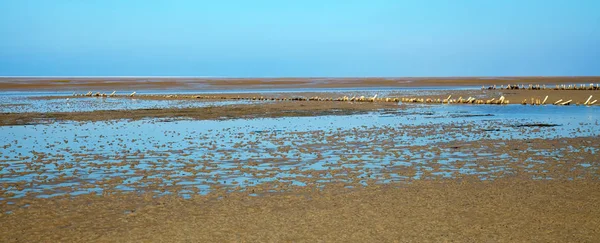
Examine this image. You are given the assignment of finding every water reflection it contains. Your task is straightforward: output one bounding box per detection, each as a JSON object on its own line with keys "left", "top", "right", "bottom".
{"left": 1, "top": 104, "right": 598, "bottom": 201}
{"left": 0, "top": 95, "right": 265, "bottom": 113}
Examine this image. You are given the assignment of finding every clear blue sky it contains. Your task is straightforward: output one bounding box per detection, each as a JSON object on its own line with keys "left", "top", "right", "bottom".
{"left": 0, "top": 0, "right": 598, "bottom": 77}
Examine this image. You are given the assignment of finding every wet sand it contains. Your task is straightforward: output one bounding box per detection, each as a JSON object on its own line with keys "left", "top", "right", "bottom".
{"left": 55, "top": 88, "right": 600, "bottom": 103}
{"left": 2, "top": 178, "right": 599, "bottom": 242}
{"left": 0, "top": 101, "right": 398, "bottom": 126}
{"left": 1, "top": 116, "right": 599, "bottom": 241}
{"left": 3, "top": 88, "right": 598, "bottom": 126}
{"left": 1, "top": 78, "right": 600, "bottom": 242}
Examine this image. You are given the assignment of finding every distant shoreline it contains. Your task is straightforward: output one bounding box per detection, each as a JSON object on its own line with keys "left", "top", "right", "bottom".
{"left": 1, "top": 75, "right": 600, "bottom": 79}
{"left": 1, "top": 76, "right": 600, "bottom": 91}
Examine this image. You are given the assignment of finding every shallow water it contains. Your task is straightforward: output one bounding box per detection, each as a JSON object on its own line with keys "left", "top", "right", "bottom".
{"left": 0, "top": 87, "right": 475, "bottom": 113}
{"left": 0, "top": 85, "right": 480, "bottom": 95}
{"left": 1, "top": 103, "right": 598, "bottom": 201}
{"left": 0, "top": 95, "right": 264, "bottom": 113}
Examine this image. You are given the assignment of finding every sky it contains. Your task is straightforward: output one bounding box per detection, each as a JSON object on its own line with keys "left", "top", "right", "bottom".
{"left": 0, "top": 0, "right": 599, "bottom": 77}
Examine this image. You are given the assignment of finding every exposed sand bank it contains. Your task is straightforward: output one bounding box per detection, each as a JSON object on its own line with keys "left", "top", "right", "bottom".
{"left": 0, "top": 101, "right": 398, "bottom": 126}
{"left": 4, "top": 88, "right": 598, "bottom": 126}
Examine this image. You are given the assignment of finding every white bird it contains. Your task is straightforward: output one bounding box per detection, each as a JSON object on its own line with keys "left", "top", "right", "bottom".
{"left": 129, "top": 91, "right": 136, "bottom": 97}
{"left": 442, "top": 95, "right": 452, "bottom": 104}
{"left": 584, "top": 95, "right": 593, "bottom": 105}
{"left": 370, "top": 94, "right": 378, "bottom": 102}
{"left": 542, "top": 95, "right": 548, "bottom": 105}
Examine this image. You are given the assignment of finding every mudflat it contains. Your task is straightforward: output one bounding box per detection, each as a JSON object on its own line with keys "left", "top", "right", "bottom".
{"left": 1, "top": 77, "right": 599, "bottom": 242}
{"left": 3, "top": 179, "right": 599, "bottom": 242}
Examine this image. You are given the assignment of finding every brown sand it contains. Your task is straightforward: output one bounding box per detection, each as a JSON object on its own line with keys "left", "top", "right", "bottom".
{"left": 2, "top": 179, "right": 599, "bottom": 242}
{"left": 2, "top": 76, "right": 600, "bottom": 91}
{"left": 0, "top": 101, "right": 399, "bottom": 126}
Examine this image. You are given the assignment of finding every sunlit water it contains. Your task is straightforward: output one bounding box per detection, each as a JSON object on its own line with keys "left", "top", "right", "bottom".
{"left": 0, "top": 86, "right": 481, "bottom": 113}
{"left": 0, "top": 93, "right": 265, "bottom": 113}
{"left": 1, "top": 99, "right": 598, "bottom": 201}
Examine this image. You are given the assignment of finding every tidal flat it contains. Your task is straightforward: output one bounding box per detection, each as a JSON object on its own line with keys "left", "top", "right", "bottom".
{"left": 1, "top": 77, "right": 599, "bottom": 242}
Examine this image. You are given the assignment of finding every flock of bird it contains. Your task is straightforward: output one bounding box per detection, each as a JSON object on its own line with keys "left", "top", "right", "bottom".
{"left": 222, "top": 94, "right": 397, "bottom": 102}
{"left": 482, "top": 83, "right": 600, "bottom": 90}
{"left": 526, "top": 95, "right": 598, "bottom": 106}
{"left": 401, "top": 95, "right": 509, "bottom": 105}
{"left": 73, "top": 91, "right": 136, "bottom": 97}
{"left": 180, "top": 94, "right": 598, "bottom": 106}
{"left": 400, "top": 95, "right": 597, "bottom": 106}
{"left": 69, "top": 90, "right": 598, "bottom": 106}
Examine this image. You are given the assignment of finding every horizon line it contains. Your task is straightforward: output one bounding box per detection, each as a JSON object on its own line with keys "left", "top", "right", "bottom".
{"left": 1, "top": 75, "right": 600, "bottom": 79}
